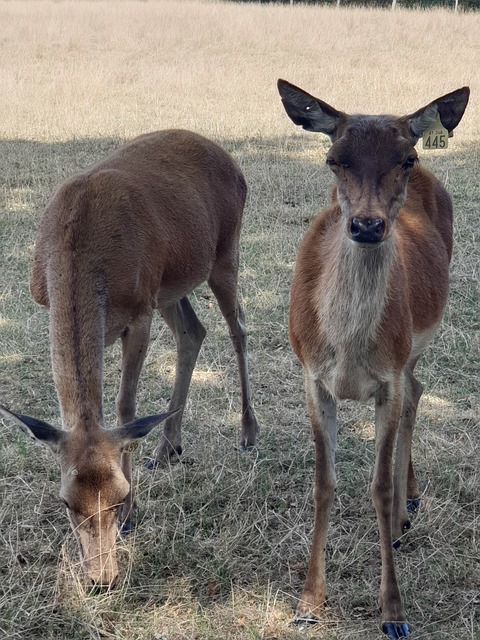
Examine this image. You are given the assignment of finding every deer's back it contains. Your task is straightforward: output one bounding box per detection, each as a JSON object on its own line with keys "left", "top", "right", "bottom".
{"left": 31, "top": 130, "right": 246, "bottom": 320}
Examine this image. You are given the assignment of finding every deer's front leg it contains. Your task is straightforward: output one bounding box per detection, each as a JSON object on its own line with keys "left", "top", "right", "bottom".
{"left": 393, "top": 364, "right": 423, "bottom": 544}
{"left": 148, "top": 298, "right": 206, "bottom": 468}
{"left": 373, "top": 381, "right": 410, "bottom": 639}
{"left": 295, "top": 375, "right": 337, "bottom": 622}
{"left": 116, "top": 314, "right": 152, "bottom": 531}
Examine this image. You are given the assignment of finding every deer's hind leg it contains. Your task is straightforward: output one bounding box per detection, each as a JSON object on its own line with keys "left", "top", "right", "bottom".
{"left": 208, "top": 256, "right": 259, "bottom": 450}
{"left": 148, "top": 297, "right": 206, "bottom": 468}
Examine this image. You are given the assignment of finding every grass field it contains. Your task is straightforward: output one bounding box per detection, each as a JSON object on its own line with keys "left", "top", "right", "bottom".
{"left": 0, "top": 1, "right": 478, "bottom": 639}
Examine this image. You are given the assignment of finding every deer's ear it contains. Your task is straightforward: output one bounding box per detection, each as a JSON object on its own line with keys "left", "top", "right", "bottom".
{"left": 403, "top": 86, "right": 470, "bottom": 144}
{"left": 0, "top": 405, "right": 64, "bottom": 454}
{"left": 278, "top": 79, "right": 346, "bottom": 140}
{"left": 110, "top": 408, "right": 181, "bottom": 449}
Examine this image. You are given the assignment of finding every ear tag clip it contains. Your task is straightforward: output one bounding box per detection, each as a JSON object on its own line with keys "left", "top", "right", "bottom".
{"left": 423, "top": 114, "right": 449, "bottom": 150}
{"left": 123, "top": 442, "right": 139, "bottom": 454}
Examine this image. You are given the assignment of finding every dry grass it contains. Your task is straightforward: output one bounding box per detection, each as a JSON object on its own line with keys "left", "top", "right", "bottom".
{"left": 0, "top": 1, "right": 479, "bottom": 639}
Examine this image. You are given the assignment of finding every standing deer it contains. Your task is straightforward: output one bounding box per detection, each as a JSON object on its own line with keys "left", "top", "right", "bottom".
{"left": 278, "top": 79, "right": 469, "bottom": 638}
{"left": 0, "top": 129, "right": 259, "bottom": 588}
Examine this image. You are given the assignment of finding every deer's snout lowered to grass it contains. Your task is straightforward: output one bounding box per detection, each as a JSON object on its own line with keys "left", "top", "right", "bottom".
{"left": 0, "top": 129, "right": 259, "bottom": 589}
{"left": 278, "top": 79, "right": 469, "bottom": 639}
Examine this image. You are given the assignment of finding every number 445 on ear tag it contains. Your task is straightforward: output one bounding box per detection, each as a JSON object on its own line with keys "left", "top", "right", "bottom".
{"left": 423, "top": 114, "right": 448, "bottom": 150}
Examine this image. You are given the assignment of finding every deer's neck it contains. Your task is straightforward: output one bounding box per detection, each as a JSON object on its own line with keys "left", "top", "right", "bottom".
{"left": 48, "top": 268, "right": 106, "bottom": 431}
{"left": 321, "top": 236, "right": 395, "bottom": 348}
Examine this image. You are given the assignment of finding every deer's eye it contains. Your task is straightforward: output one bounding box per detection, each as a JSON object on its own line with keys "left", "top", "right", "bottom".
{"left": 327, "top": 157, "right": 349, "bottom": 170}
{"left": 402, "top": 157, "right": 416, "bottom": 170}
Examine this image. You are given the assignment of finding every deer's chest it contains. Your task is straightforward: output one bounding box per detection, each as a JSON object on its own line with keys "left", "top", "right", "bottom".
{"left": 312, "top": 344, "right": 384, "bottom": 402}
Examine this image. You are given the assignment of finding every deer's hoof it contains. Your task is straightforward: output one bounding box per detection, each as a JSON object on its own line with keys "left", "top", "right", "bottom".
{"left": 406, "top": 498, "right": 420, "bottom": 514}
{"left": 119, "top": 520, "right": 132, "bottom": 535}
{"left": 292, "top": 612, "right": 319, "bottom": 626}
{"left": 145, "top": 458, "right": 160, "bottom": 470}
{"left": 393, "top": 515, "right": 413, "bottom": 548}
{"left": 236, "top": 442, "right": 256, "bottom": 453}
{"left": 382, "top": 622, "right": 410, "bottom": 638}
{"left": 145, "top": 446, "right": 183, "bottom": 470}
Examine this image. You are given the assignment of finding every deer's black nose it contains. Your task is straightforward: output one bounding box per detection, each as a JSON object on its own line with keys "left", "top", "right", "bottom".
{"left": 350, "top": 217, "right": 385, "bottom": 244}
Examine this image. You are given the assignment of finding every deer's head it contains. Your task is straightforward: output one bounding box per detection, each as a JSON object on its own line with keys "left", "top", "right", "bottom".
{"left": 278, "top": 79, "right": 469, "bottom": 247}
{"left": 1, "top": 405, "right": 174, "bottom": 588}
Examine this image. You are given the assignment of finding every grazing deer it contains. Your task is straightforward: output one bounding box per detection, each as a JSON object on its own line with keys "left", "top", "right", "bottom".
{"left": 0, "top": 129, "right": 259, "bottom": 588}
{"left": 278, "top": 79, "right": 469, "bottom": 638}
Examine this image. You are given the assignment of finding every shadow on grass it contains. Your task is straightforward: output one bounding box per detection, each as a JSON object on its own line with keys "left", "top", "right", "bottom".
{"left": 0, "top": 134, "right": 478, "bottom": 639}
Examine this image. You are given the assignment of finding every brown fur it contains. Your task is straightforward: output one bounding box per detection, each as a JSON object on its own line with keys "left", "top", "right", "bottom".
{"left": 278, "top": 79, "right": 469, "bottom": 635}
{"left": 8, "top": 129, "right": 259, "bottom": 587}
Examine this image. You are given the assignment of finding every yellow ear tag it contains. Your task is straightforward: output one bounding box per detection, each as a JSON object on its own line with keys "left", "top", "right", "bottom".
{"left": 422, "top": 114, "right": 448, "bottom": 150}
{"left": 123, "top": 441, "right": 139, "bottom": 453}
